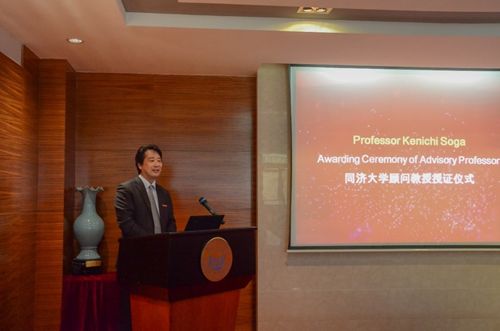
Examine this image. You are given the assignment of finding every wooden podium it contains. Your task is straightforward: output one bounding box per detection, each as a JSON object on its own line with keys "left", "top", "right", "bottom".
{"left": 117, "top": 227, "right": 256, "bottom": 331}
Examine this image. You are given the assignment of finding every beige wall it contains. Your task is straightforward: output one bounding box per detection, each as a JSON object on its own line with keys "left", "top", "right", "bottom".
{"left": 257, "top": 64, "right": 500, "bottom": 331}
{"left": 0, "top": 26, "right": 21, "bottom": 64}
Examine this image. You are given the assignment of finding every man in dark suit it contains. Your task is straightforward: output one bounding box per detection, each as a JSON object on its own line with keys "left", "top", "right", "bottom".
{"left": 115, "top": 144, "right": 177, "bottom": 237}
{"left": 115, "top": 144, "right": 177, "bottom": 331}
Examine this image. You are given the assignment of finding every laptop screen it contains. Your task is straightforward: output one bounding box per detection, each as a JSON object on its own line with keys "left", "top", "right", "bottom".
{"left": 184, "top": 215, "right": 224, "bottom": 231}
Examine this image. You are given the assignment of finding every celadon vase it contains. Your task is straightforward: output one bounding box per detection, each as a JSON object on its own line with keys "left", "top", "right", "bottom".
{"left": 74, "top": 186, "right": 105, "bottom": 260}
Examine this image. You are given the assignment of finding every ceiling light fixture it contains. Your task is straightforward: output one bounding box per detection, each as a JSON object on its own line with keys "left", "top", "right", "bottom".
{"left": 66, "top": 38, "right": 83, "bottom": 44}
{"left": 297, "top": 6, "right": 332, "bottom": 15}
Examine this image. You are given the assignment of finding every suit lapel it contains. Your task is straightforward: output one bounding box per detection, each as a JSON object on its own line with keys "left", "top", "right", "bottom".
{"left": 134, "top": 176, "right": 153, "bottom": 213}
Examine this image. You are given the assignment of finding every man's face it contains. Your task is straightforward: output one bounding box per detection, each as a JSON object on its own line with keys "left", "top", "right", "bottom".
{"left": 138, "top": 150, "right": 163, "bottom": 182}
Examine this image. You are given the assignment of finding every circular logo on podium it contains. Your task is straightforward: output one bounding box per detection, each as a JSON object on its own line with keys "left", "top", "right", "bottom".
{"left": 201, "top": 237, "right": 233, "bottom": 282}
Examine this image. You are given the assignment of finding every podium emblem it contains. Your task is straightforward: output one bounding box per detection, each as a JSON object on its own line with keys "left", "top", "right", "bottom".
{"left": 201, "top": 237, "right": 233, "bottom": 282}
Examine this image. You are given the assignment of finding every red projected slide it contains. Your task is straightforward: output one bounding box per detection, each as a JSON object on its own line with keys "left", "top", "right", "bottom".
{"left": 290, "top": 66, "right": 500, "bottom": 249}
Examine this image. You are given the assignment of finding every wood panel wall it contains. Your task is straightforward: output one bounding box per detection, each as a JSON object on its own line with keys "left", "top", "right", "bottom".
{"left": 74, "top": 73, "right": 256, "bottom": 330}
{"left": 0, "top": 50, "right": 38, "bottom": 331}
{"left": 35, "top": 59, "right": 75, "bottom": 331}
{"left": 0, "top": 57, "right": 255, "bottom": 330}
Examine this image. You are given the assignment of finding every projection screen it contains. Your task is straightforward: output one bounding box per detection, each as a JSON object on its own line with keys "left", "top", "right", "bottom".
{"left": 289, "top": 65, "right": 500, "bottom": 250}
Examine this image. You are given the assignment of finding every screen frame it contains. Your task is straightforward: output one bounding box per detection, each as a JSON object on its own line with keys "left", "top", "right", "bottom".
{"left": 288, "top": 64, "right": 500, "bottom": 252}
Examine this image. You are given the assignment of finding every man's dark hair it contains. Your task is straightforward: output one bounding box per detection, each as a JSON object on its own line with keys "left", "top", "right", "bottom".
{"left": 135, "top": 144, "right": 163, "bottom": 174}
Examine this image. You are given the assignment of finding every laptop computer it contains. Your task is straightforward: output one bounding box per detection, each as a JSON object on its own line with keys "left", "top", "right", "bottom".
{"left": 184, "top": 215, "right": 224, "bottom": 231}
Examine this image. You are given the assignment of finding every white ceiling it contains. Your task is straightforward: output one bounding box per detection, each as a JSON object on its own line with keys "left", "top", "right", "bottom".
{"left": 1, "top": 0, "right": 500, "bottom": 76}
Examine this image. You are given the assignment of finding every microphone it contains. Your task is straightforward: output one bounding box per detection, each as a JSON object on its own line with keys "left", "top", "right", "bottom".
{"left": 198, "top": 197, "right": 217, "bottom": 216}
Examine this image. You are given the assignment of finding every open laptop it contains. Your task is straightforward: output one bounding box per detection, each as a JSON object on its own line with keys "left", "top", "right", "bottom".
{"left": 184, "top": 215, "right": 224, "bottom": 231}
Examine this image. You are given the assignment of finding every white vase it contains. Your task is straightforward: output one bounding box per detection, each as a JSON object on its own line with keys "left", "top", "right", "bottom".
{"left": 73, "top": 186, "right": 105, "bottom": 260}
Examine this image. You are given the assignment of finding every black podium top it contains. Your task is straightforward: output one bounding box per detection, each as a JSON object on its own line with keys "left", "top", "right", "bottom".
{"left": 117, "top": 227, "right": 256, "bottom": 298}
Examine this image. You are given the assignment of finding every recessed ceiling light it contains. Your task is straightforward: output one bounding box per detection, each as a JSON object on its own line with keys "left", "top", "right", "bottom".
{"left": 66, "top": 38, "right": 83, "bottom": 44}
{"left": 297, "top": 6, "right": 332, "bottom": 15}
